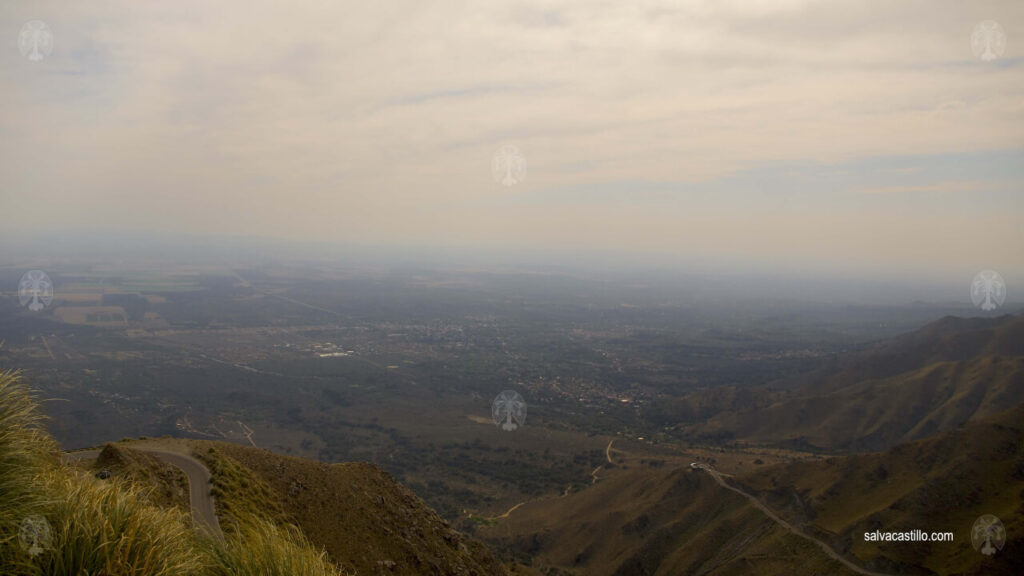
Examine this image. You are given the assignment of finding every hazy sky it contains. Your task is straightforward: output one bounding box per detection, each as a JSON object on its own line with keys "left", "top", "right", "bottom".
{"left": 1, "top": 0, "right": 1022, "bottom": 280}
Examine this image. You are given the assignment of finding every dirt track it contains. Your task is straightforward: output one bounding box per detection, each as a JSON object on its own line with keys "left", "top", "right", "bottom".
{"left": 702, "top": 466, "right": 891, "bottom": 576}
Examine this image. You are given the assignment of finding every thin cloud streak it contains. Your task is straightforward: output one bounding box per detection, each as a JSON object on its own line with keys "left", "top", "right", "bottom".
{"left": 0, "top": 0, "right": 1021, "bottom": 278}
{"left": 859, "top": 180, "right": 1009, "bottom": 195}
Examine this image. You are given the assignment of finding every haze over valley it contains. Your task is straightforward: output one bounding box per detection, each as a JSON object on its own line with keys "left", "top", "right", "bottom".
{"left": 2, "top": 1, "right": 1022, "bottom": 574}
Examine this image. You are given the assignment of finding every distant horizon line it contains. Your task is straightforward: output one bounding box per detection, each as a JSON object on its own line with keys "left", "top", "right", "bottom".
{"left": 1, "top": 227, "right": 1021, "bottom": 289}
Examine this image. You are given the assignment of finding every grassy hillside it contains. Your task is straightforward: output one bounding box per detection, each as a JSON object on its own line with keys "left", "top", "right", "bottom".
{"left": 480, "top": 406, "right": 1023, "bottom": 576}
{"left": 81, "top": 443, "right": 192, "bottom": 511}
{"left": 479, "top": 464, "right": 863, "bottom": 576}
{"left": 737, "top": 404, "right": 1024, "bottom": 576}
{"left": 698, "top": 354, "right": 1024, "bottom": 450}
{"left": 791, "top": 314, "right": 1024, "bottom": 392}
{"left": 665, "top": 315, "right": 1024, "bottom": 451}
{"left": 0, "top": 369, "right": 349, "bottom": 576}
{"left": 192, "top": 439, "right": 511, "bottom": 575}
{"left": 0, "top": 369, "right": 512, "bottom": 575}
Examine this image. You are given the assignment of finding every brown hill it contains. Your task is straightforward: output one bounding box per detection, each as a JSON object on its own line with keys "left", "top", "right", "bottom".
{"left": 697, "top": 354, "right": 1024, "bottom": 450}
{"left": 480, "top": 406, "right": 1024, "bottom": 576}
{"left": 189, "top": 439, "right": 511, "bottom": 576}
{"left": 674, "top": 315, "right": 1024, "bottom": 450}
{"left": 736, "top": 403, "right": 1024, "bottom": 575}
{"left": 69, "top": 443, "right": 191, "bottom": 512}
{"left": 479, "top": 463, "right": 865, "bottom": 576}
{"left": 794, "top": 314, "right": 1024, "bottom": 393}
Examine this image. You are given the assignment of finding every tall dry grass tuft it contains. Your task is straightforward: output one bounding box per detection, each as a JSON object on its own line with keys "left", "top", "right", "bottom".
{"left": 39, "top": 470, "right": 205, "bottom": 576}
{"left": 1, "top": 370, "right": 352, "bottom": 576}
{"left": 0, "top": 369, "right": 57, "bottom": 503}
{"left": 1, "top": 370, "right": 200, "bottom": 576}
{"left": 0, "top": 369, "right": 58, "bottom": 575}
{"left": 201, "top": 516, "right": 347, "bottom": 576}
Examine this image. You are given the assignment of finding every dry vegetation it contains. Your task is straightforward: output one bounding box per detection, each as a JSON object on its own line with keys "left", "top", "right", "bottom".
{"left": 194, "top": 439, "right": 511, "bottom": 575}
{"left": 0, "top": 369, "right": 352, "bottom": 576}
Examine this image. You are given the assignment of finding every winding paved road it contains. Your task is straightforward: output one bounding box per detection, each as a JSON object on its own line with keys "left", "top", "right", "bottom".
{"left": 698, "top": 466, "right": 891, "bottom": 576}
{"left": 62, "top": 447, "right": 223, "bottom": 540}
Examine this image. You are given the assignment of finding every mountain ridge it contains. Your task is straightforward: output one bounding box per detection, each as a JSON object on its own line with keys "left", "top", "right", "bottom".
{"left": 668, "top": 314, "right": 1024, "bottom": 451}
{"left": 482, "top": 404, "right": 1024, "bottom": 575}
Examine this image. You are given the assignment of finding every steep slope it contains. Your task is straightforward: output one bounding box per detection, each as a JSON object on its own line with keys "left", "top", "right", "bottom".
{"left": 3, "top": 370, "right": 343, "bottom": 576}
{"left": 698, "top": 354, "right": 1024, "bottom": 450}
{"left": 675, "top": 315, "right": 1024, "bottom": 450}
{"left": 91, "top": 443, "right": 190, "bottom": 512}
{"left": 737, "top": 404, "right": 1024, "bottom": 575}
{"left": 191, "top": 440, "right": 510, "bottom": 576}
{"left": 479, "top": 464, "right": 865, "bottom": 576}
{"left": 482, "top": 407, "right": 1023, "bottom": 576}
{"left": 782, "top": 314, "right": 1024, "bottom": 395}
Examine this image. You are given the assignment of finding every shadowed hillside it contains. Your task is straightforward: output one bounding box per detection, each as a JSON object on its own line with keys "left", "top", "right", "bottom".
{"left": 192, "top": 440, "right": 511, "bottom": 576}
{"left": 479, "top": 464, "right": 866, "bottom": 576}
{"left": 1, "top": 371, "right": 343, "bottom": 576}
{"left": 737, "top": 404, "right": 1024, "bottom": 576}
{"left": 657, "top": 315, "right": 1024, "bottom": 451}
{"left": 87, "top": 444, "right": 190, "bottom": 511}
{"left": 482, "top": 406, "right": 1022, "bottom": 576}
{"left": 0, "top": 371, "right": 516, "bottom": 576}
